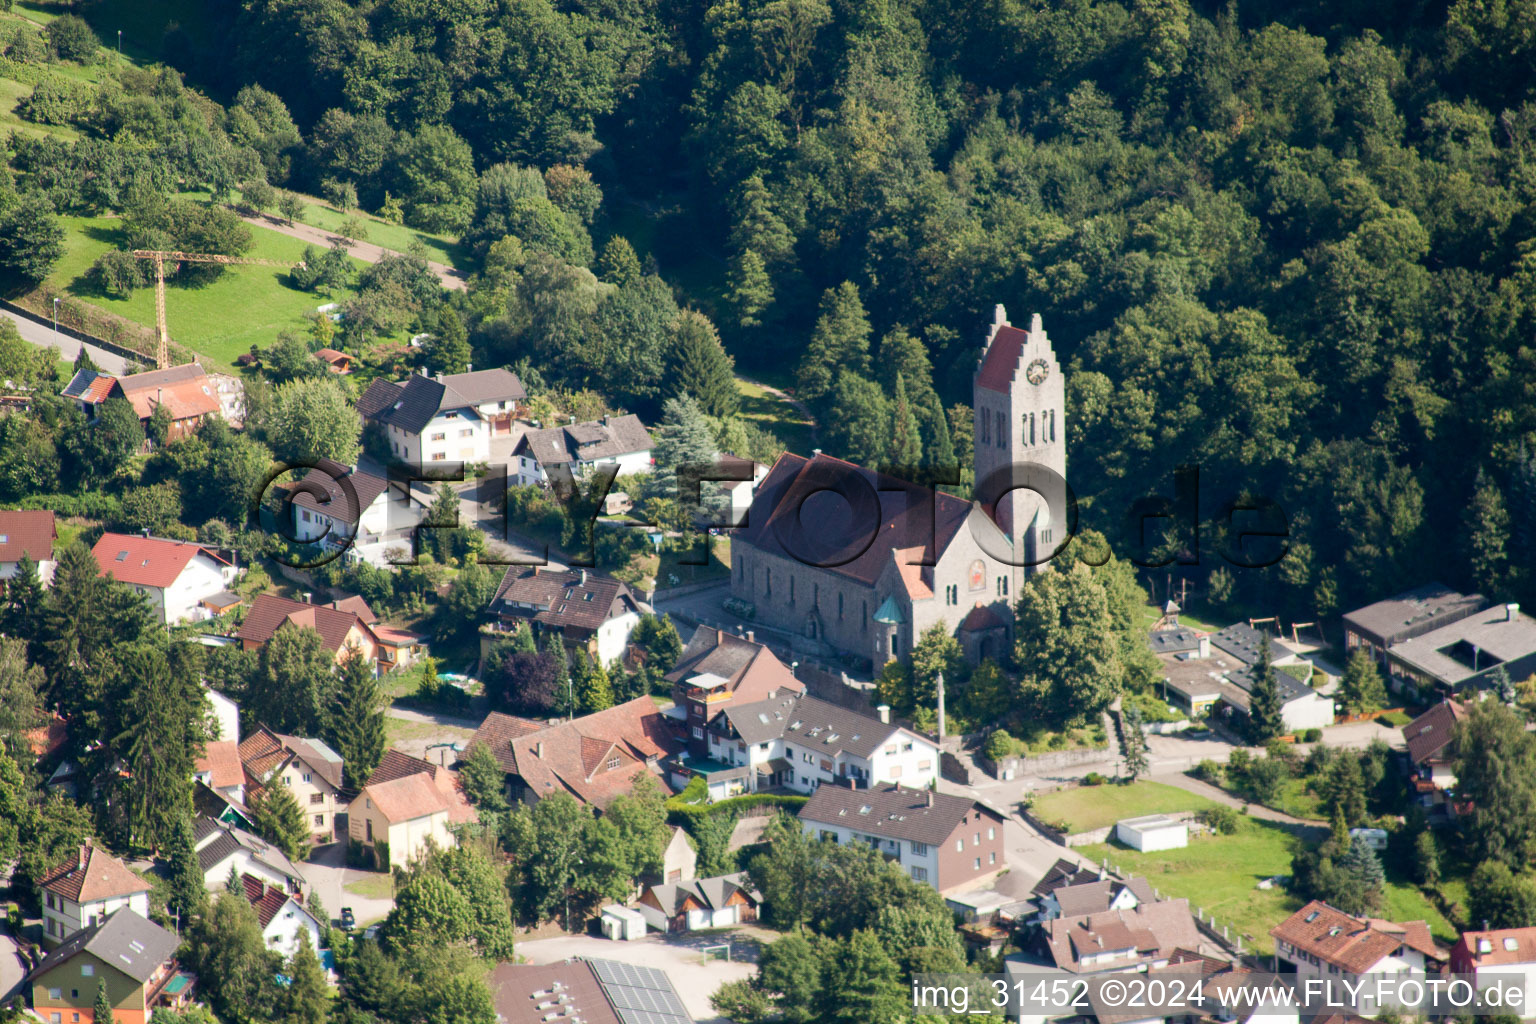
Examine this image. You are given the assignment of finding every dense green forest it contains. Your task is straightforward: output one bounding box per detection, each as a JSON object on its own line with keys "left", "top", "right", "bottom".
{"left": 13, "top": 0, "right": 1536, "bottom": 623}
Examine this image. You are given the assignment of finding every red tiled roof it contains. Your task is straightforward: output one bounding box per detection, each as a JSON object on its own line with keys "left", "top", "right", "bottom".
{"left": 1454, "top": 926, "right": 1536, "bottom": 968}
{"left": 976, "top": 323, "right": 1030, "bottom": 393}
{"left": 91, "top": 533, "right": 227, "bottom": 589}
{"left": 241, "top": 874, "right": 294, "bottom": 930}
{"left": 237, "top": 593, "right": 376, "bottom": 655}
{"left": 467, "top": 713, "right": 544, "bottom": 774}
{"left": 363, "top": 772, "right": 451, "bottom": 822}
{"left": 329, "top": 595, "right": 377, "bottom": 624}
{"left": 364, "top": 749, "right": 478, "bottom": 825}
{"left": 1041, "top": 899, "right": 1203, "bottom": 972}
{"left": 238, "top": 726, "right": 344, "bottom": 790}
{"left": 113, "top": 363, "right": 221, "bottom": 421}
{"left": 665, "top": 626, "right": 804, "bottom": 706}
{"left": 490, "top": 566, "right": 642, "bottom": 637}
{"left": 1271, "top": 901, "right": 1447, "bottom": 971}
{"left": 196, "top": 741, "right": 243, "bottom": 790}
{"left": 38, "top": 843, "right": 150, "bottom": 903}
{"left": 0, "top": 510, "right": 55, "bottom": 564}
{"left": 470, "top": 698, "right": 676, "bottom": 809}
{"left": 1403, "top": 699, "right": 1466, "bottom": 765}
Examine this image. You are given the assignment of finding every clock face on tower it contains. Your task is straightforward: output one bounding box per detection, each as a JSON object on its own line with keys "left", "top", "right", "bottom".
{"left": 1025, "top": 358, "right": 1049, "bottom": 385}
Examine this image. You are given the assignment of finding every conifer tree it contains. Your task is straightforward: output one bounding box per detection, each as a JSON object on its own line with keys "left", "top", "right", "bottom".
{"left": 281, "top": 929, "right": 330, "bottom": 1024}
{"left": 510, "top": 621, "right": 537, "bottom": 653}
{"left": 167, "top": 808, "right": 207, "bottom": 922}
{"left": 251, "top": 781, "right": 311, "bottom": 860}
{"left": 330, "top": 649, "right": 386, "bottom": 789}
{"left": 543, "top": 630, "right": 573, "bottom": 717}
{"left": 888, "top": 373, "right": 922, "bottom": 467}
{"left": 0, "top": 637, "right": 44, "bottom": 761}
{"left": 576, "top": 652, "right": 614, "bottom": 713}
{"left": 822, "top": 372, "right": 888, "bottom": 465}
{"left": 650, "top": 394, "right": 718, "bottom": 501}
{"left": 93, "top": 979, "right": 116, "bottom": 1024}
{"left": 1453, "top": 699, "right": 1536, "bottom": 866}
{"left": 727, "top": 249, "right": 773, "bottom": 329}
{"left": 728, "top": 176, "right": 794, "bottom": 269}
{"left": 597, "top": 236, "right": 641, "bottom": 287}
{"left": 1121, "top": 704, "right": 1149, "bottom": 780}
{"left": 1246, "top": 637, "right": 1284, "bottom": 743}
{"left": 795, "top": 282, "right": 871, "bottom": 408}
{"left": 1464, "top": 467, "right": 1511, "bottom": 596}
{"left": 420, "top": 308, "right": 471, "bottom": 376}
{"left": 116, "top": 644, "right": 202, "bottom": 851}
{"left": 667, "top": 310, "right": 738, "bottom": 419}
{"left": 1336, "top": 836, "right": 1385, "bottom": 914}
{"left": 1338, "top": 648, "right": 1388, "bottom": 714}
{"left": 2, "top": 552, "right": 45, "bottom": 648}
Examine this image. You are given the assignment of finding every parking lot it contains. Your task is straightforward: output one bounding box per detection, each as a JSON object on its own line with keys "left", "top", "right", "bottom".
{"left": 516, "top": 929, "right": 767, "bottom": 1022}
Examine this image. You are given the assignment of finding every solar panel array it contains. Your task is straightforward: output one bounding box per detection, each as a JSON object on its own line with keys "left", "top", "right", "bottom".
{"left": 588, "top": 959, "right": 692, "bottom": 1024}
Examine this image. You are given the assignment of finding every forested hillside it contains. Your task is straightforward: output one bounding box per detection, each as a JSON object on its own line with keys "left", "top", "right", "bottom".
{"left": 20, "top": 0, "right": 1536, "bottom": 621}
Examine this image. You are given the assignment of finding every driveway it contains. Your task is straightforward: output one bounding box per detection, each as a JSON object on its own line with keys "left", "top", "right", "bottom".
{"left": 0, "top": 928, "right": 26, "bottom": 1002}
{"left": 297, "top": 842, "right": 395, "bottom": 929}
{"left": 517, "top": 932, "right": 759, "bottom": 1023}
{"left": 2, "top": 307, "right": 129, "bottom": 373}
{"left": 383, "top": 705, "right": 480, "bottom": 760}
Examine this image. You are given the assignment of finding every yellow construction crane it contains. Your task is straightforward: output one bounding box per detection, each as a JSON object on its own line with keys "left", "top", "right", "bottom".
{"left": 131, "top": 250, "right": 300, "bottom": 368}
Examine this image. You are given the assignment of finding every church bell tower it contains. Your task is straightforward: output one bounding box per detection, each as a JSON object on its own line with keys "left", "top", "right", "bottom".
{"left": 973, "top": 306, "right": 1066, "bottom": 584}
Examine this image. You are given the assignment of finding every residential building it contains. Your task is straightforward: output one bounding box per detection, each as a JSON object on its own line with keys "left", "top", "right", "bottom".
{"left": 1270, "top": 901, "right": 1448, "bottom": 982}
{"left": 797, "top": 783, "right": 1005, "bottom": 893}
{"left": 511, "top": 414, "right": 654, "bottom": 485}
{"left": 666, "top": 626, "right": 805, "bottom": 743}
{"left": 0, "top": 508, "right": 57, "bottom": 581}
{"left": 718, "top": 454, "right": 769, "bottom": 526}
{"left": 488, "top": 958, "right": 694, "bottom": 1024}
{"left": 113, "top": 363, "right": 223, "bottom": 441}
{"left": 467, "top": 698, "right": 675, "bottom": 810}
{"left": 239, "top": 727, "right": 345, "bottom": 842}
{"left": 1034, "top": 876, "right": 1154, "bottom": 923}
{"left": 350, "top": 774, "right": 456, "bottom": 870}
{"left": 203, "top": 683, "right": 241, "bottom": 745}
{"left": 242, "top": 874, "right": 325, "bottom": 959}
{"left": 237, "top": 592, "right": 380, "bottom": 666}
{"left": 357, "top": 367, "right": 527, "bottom": 464}
{"left": 728, "top": 307, "right": 1062, "bottom": 670}
{"left": 1382, "top": 601, "right": 1536, "bottom": 695}
{"left": 635, "top": 872, "right": 761, "bottom": 933}
{"left": 1402, "top": 698, "right": 1467, "bottom": 811}
{"left": 193, "top": 816, "right": 306, "bottom": 896}
{"left": 484, "top": 565, "right": 645, "bottom": 665}
{"left": 26, "top": 909, "right": 194, "bottom": 1024}
{"left": 91, "top": 533, "right": 237, "bottom": 624}
{"left": 60, "top": 367, "right": 117, "bottom": 418}
{"left": 672, "top": 691, "right": 938, "bottom": 800}
{"left": 1037, "top": 899, "right": 1204, "bottom": 974}
{"left": 1450, "top": 927, "right": 1536, "bottom": 1013}
{"left": 287, "top": 460, "right": 409, "bottom": 565}
{"left": 1154, "top": 625, "right": 1334, "bottom": 733}
{"left": 193, "top": 741, "right": 244, "bottom": 803}
{"left": 1343, "top": 584, "right": 1487, "bottom": 664}
{"left": 37, "top": 843, "right": 151, "bottom": 948}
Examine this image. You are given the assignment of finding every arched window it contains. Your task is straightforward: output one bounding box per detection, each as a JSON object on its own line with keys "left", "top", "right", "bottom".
{"left": 969, "top": 559, "right": 985, "bottom": 592}
{"left": 765, "top": 567, "right": 771, "bottom": 596}
{"left": 995, "top": 411, "right": 1006, "bottom": 448}
{"left": 838, "top": 593, "right": 844, "bottom": 619}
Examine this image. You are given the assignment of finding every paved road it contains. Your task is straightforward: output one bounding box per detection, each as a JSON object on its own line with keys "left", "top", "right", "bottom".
{"left": 297, "top": 842, "right": 396, "bottom": 930}
{"left": 238, "top": 212, "right": 467, "bottom": 291}
{"left": 0, "top": 928, "right": 26, "bottom": 1003}
{"left": 2, "top": 306, "right": 129, "bottom": 374}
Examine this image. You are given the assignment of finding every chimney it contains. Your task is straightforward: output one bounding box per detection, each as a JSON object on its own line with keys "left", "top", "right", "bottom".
{"left": 579, "top": 569, "right": 587, "bottom": 586}
{"left": 78, "top": 844, "right": 86, "bottom": 871}
{"left": 466, "top": 363, "right": 472, "bottom": 373}
{"left": 141, "top": 527, "right": 150, "bottom": 538}
{"left": 745, "top": 630, "right": 754, "bottom": 644}
{"left": 1508, "top": 603, "right": 1520, "bottom": 621}
{"left": 1196, "top": 636, "right": 1210, "bottom": 659}
{"left": 877, "top": 704, "right": 891, "bottom": 724}
{"left": 302, "top": 592, "right": 312, "bottom": 604}
{"left": 926, "top": 789, "right": 933, "bottom": 807}
{"left": 812, "top": 448, "right": 822, "bottom": 457}
{"left": 435, "top": 372, "right": 443, "bottom": 383}
{"left": 535, "top": 741, "right": 543, "bottom": 759}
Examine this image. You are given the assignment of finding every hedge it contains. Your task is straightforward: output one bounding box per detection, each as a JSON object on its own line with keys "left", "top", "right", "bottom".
{"left": 665, "top": 789, "right": 808, "bottom": 828}
{"left": 7, "top": 492, "right": 122, "bottom": 518}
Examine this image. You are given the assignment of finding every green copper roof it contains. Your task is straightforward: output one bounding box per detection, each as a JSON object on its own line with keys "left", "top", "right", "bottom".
{"left": 873, "top": 595, "right": 904, "bottom": 625}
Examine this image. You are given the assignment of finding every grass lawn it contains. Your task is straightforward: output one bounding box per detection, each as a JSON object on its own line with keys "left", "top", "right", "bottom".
{"left": 736, "top": 376, "right": 814, "bottom": 455}
{"left": 232, "top": 189, "right": 467, "bottom": 270}
{"left": 43, "top": 213, "right": 365, "bottom": 369}
{"left": 383, "top": 717, "right": 476, "bottom": 746}
{"left": 344, "top": 874, "right": 396, "bottom": 901}
{"left": 1083, "top": 818, "right": 1457, "bottom": 956}
{"left": 1376, "top": 710, "right": 1413, "bottom": 727}
{"left": 657, "top": 537, "right": 731, "bottom": 588}
{"left": 1028, "top": 780, "right": 1218, "bottom": 834}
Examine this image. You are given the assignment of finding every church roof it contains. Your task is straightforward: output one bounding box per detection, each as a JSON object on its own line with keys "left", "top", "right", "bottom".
{"left": 734, "top": 452, "right": 978, "bottom": 589}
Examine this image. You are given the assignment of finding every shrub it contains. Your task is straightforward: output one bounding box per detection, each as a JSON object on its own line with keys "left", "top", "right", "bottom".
{"left": 983, "top": 729, "right": 1018, "bottom": 763}
{"left": 1083, "top": 772, "right": 1107, "bottom": 786}
{"left": 1301, "top": 727, "right": 1323, "bottom": 743}
{"left": 1192, "top": 759, "right": 1224, "bottom": 783}
{"left": 17, "top": 76, "right": 92, "bottom": 126}
{"left": 1198, "top": 806, "right": 1241, "bottom": 834}
{"left": 46, "top": 15, "right": 97, "bottom": 62}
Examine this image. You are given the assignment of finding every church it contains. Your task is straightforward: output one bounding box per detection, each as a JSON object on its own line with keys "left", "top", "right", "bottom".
{"left": 728, "top": 306, "right": 1066, "bottom": 670}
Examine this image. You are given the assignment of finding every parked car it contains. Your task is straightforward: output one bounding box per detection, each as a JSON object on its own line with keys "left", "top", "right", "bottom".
{"left": 340, "top": 907, "right": 355, "bottom": 930}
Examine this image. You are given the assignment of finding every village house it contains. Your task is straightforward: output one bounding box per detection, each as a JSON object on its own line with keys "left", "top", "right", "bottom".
{"left": 1401, "top": 698, "right": 1467, "bottom": 813}
{"left": 635, "top": 872, "right": 761, "bottom": 933}
{"left": 287, "top": 460, "right": 406, "bottom": 565}
{"left": 37, "top": 843, "right": 151, "bottom": 948}
{"left": 1270, "top": 901, "right": 1447, "bottom": 983}
{"left": 511, "top": 414, "right": 654, "bottom": 486}
{"left": 91, "top": 532, "right": 238, "bottom": 624}
{"left": 1037, "top": 898, "right": 1205, "bottom": 974}
{"left": 671, "top": 692, "right": 937, "bottom": 800}
{"left": 1033, "top": 875, "right": 1155, "bottom": 923}
{"left": 357, "top": 367, "right": 527, "bottom": 464}
{"left": 239, "top": 727, "right": 345, "bottom": 842}
{"left": 716, "top": 454, "right": 769, "bottom": 526}
{"left": 194, "top": 816, "right": 306, "bottom": 897}
{"left": 1152, "top": 625, "right": 1334, "bottom": 733}
{"left": 488, "top": 958, "right": 694, "bottom": 1024}
{"left": 797, "top": 783, "right": 1006, "bottom": 893}
{"left": 665, "top": 627, "right": 805, "bottom": 742}
{"left": 484, "top": 566, "right": 645, "bottom": 666}
{"left": 63, "top": 363, "right": 228, "bottom": 443}
{"left": 467, "top": 697, "right": 674, "bottom": 810}
{"left": 1380, "top": 601, "right": 1536, "bottom": 696}
{"left": 0, "top": 508, "right": 57, "bottom": 581}
{"left": 237, "top": 592, "right": 381, "bottom": 667}
{"left": 241, "top": 874, "right": 325, "bottom": 959}
{"left": 349, "top": 749, "right": 476, "bottom": 869}
{"left": 194, "top": 740, "right": 245, "bottom": 804}
{"left": 1450, "top": 926, "right": 1536, "bottom": 1012}
{"left": 26, "top": 909, "right": 195, "bottom": 1024}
